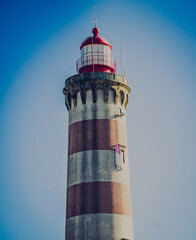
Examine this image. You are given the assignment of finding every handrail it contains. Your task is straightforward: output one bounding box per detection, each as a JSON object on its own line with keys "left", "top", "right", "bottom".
{"left": 76, "top": 53, "right": 116, "bottom": 72}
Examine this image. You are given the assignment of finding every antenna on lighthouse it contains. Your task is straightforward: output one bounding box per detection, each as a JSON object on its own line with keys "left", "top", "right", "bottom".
{"left": 120, "top": 43, "right": 123, "bottom": 75}
{"left": 93, "top": 5, "right": 97, "bottom": 27}
{"left": 124, "top": 44, "right": 126, "bottom": 76}
{"left": 120, "top": 43, "right": 126, "bottom": 76}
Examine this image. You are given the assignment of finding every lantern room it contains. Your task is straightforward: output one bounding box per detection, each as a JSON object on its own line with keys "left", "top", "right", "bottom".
{"left": 76, "top": 27, "right": 116, "bottom": 73}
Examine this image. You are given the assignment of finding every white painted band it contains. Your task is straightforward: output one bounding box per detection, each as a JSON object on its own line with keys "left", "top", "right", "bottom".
{"left": 67, "top": 150, "right": 131, "bottom": 188}
{"left": 66, "top": 213, "right": 133, "bottom": 240}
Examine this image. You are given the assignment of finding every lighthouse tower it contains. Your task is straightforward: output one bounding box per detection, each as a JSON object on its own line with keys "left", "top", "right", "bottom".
{"left": 63, "top": 27, "right": 133, "bottom": 240}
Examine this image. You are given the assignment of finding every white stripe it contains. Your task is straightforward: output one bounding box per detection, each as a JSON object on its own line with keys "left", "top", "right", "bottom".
{"left": 66, "top": 213, "right": 134, "bottom": 240}
{"left": 69, "top": 89, "right": 127, "bottom": 125}
{"left": 67, "top": 150, "right": 131, "bottom": 188}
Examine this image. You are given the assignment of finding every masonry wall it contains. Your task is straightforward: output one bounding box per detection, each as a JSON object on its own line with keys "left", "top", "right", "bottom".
{"left": 64, "top": 73, "right": 133, "bottom": 240}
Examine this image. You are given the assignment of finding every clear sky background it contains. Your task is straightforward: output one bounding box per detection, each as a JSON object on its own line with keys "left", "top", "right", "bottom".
{"left": 0, "top": 0, "right": 196, "bottom": 239}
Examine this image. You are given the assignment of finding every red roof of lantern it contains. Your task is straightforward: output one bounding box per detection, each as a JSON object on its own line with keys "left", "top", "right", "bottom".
{"left": 80, "top": 27, "right": 112, "bottom": 50}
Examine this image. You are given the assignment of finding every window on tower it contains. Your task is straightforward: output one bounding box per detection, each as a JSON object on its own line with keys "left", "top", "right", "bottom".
{"left": 120, "top": 149, "right": 125, "bottom": 163}
{"left": 114, "top": 144, "right": 126, "bottom": 171}
{"left": 67, "top": 93, "right": 72, "bottom": 110}
{"left": 120, "top": 90, "right": 125, "bottom": 106}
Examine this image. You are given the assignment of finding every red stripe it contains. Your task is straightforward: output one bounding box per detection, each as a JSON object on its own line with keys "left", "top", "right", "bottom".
{"left": 66, "top": 181, "right": 131, "bottom": 219}
{"left": 68, "top": 119, "right": 126, "bottom": 155}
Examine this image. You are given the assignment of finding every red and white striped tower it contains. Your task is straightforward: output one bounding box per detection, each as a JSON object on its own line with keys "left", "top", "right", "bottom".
{"left": 63, "top": 27, "right": 133, "bottom": 240}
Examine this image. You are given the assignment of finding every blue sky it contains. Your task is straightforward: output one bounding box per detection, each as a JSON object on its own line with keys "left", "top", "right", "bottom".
{"left": 0, "top": 0, "right": 196, "bottom": 239}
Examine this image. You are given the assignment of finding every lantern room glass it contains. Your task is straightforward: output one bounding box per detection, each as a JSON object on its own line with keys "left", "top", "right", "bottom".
{"left": 81, "top": 44, "right": 112, "bottom": 66}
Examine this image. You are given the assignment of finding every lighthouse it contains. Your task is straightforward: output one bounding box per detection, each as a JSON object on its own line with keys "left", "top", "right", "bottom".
{"left": 63, "top": 27, "right": 133, "bottom": 240}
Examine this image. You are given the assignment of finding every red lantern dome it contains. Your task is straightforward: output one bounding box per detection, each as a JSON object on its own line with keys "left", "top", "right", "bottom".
{"left": 76, "top": 28, "right": 116, "bottom": 73}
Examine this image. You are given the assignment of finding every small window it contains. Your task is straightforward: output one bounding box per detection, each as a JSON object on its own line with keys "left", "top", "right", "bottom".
{"left": 114, "top": 144, "right": 126, "bottom": 171}
{"left": 114, "top": 144, "right": 121, "bottom": 171}
{"left": 120, "top": 91, "right": 125, "bottom": 105}
{"left": 68, "top": 93, "right": 72, "bottom": 110}
{"left": 120, "top": 149, "right": 125, "bottom": 163}
{"left": 104, "top": 45, "right": 111, "bottom": 55}
{"left": 81, "top": 48, "right": 84, "bottom": 56}
{"left": 87, "top": 45, "right": 91, "bottom": 53}
{"left": 98, "top": 44, "right": 104, "bottom": 53}
{"left": 93, "top": 44, "right": 97, "bottom": 52}
{"left": 83, "top": 56, "right": 87, "bottom": 64}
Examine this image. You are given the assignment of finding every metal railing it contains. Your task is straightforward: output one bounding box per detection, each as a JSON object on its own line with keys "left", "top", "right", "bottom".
{"left": 76, "top": 53, "right": 116, "bottom": 72}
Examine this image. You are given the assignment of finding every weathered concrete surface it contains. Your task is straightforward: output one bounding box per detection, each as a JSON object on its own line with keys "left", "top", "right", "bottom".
{"left": 66, "top": 214, "right": 133, "bottom": 240}
{"left": 66, "top": 181, "right": 131, "bottom": 218}
{"left": 68, "top": 119, "right": 127, "bottom": 155}
{"left": 64, "top": 72, "right": 133, "bottom": 240}
{"left": 68, "top": 89, "right": 127, "bottom": 125}
{"left": 67, "top": 150, "right": 130, "bottom": 188}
